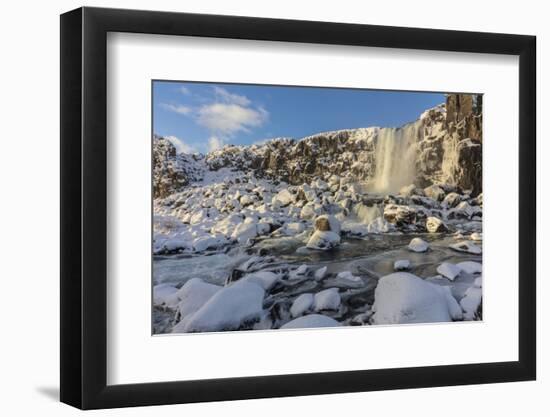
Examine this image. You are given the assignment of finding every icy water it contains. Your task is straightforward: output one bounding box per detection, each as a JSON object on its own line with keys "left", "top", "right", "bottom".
{"left": 153, "top": 233, "right": 482, "bottom": 333}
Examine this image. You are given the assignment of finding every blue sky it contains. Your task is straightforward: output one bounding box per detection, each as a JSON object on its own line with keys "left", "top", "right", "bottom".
{"left": 153, "top": 81, "right": 445, "bottom": 154}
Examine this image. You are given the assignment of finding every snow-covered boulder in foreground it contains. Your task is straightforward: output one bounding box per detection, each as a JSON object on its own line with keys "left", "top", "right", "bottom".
{"left": 456, "top": 261, "right": 482, "bottom": 274}
{"left": 460, "top": 286, "right": 482, "bottom": 320}
{"left": 290, "top": 293, "right": 314, "bottom": 318}
{"left": 450, "top": 241, "right": 482, "bottom": 255}
{"left": 372, "top": 273, "right": 463, "bottom": 324}
{"left": 394, "top": 259, "right": 411, "bottom": 271}
{"left": 313, "top": 288, "right": 341, "bottom": 311}
{"left": 281, "top": 314, "right": 341, "bottom": 329}
{"left": 241, "top": 271, "right": 280, "bottom": 291}
{"left": 436, "top": 262, "right": 462, "bottom": 281}
{"left": 174, "top": 280, "right": 265, "bottom": 333}
{"left": 153, "top": 284, "right": 180, "bottom": 308}
{"left": 408, "top": 237, "right": 430, "bottom": 253}
{"left": 175, "top": 278, "right": 221, "bottom": 318}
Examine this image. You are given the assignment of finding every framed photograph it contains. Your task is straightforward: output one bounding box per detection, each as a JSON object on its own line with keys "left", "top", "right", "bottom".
{"left": 60, "top": 6, "right": 536, "bottom": 409}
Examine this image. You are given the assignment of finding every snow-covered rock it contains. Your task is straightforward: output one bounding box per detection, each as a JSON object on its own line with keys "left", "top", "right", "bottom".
{"left": 424, "top": 184, "right": 445, "bottom": 201}
{"left": 175, "top": 280, "right": 265, "bottom": 332}
{"left": 474, "top": 276, "right": 483, "bottom": 288}
{"left": 231, "top": 218, "right": 258, "bottom": 244}
{"left": 290, "top": 293, "right": 314, "bottom": 318}
{"left": 193, "top": 234, "right": 228, "bottom": 252}
{"left": 450, "top": 241, "right": 482, "bottom": 255}
{"left": 372, "top": 272, "right": 463, "bottom": 324}
{"left": 442, "top": 192, "right": 462, "bottom": 209}
{"left": 470, "top": 232, "right": 482, "bottom": 241}
{"left": 314, "top": 266, "right": 328, "bottom": 280}
{"left": 279, "top": 222, "right": 306, "bottom": 236}
{"left": 408, "top": 237, "right": 430, "bottom": 253}
{"left": 333, "top": 271, "right": 364, "bottom": 288}
{"left": 460, "top": 286, "right": 482, "bottom": 320}
{"left": 306, "top": 230, "right": 341, "bottom": 250}
{"left": 153, "top": 284, "right": 179, "bottom": 308}
{"left": 456, "top": 261, "right": 482, "bottom": 274}
{"left": 314, "top": 214, "right": 341, "bottom": 234}
{"left": 272, "top": 189, "right": 294, "bottom": 206}
{"left": 426, "top": 216, "right": 448, "bottom": 233}
{"left": 394, "top": 259, "right": 411, "bottom": 271}
{"left": 313, "top": 288, "right": 341, "bottom": 311}
{"left": 175, "top": 278, "right": 221, "bottom": 318}
{"left": 436, "top": 262, "right": 462, "bottom": 281}
{"left": 241, "top": 271, "right": 280, "bottom": 291}
{"left": 281, "top": 314, "right": 341, "bottom": 329}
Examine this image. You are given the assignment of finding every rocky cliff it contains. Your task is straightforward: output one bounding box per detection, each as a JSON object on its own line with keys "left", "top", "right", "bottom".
{"left": 153, "top": 93, "right": 482, "bottom": 198}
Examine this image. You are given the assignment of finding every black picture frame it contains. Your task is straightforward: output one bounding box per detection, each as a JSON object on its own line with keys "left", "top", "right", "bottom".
{"left": 60, "top": 6, "right": 536, "bottom": 410}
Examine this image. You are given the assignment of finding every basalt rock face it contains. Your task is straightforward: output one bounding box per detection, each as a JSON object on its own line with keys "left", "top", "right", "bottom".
{"left": 153, "top": 93, "right": 482, "bottom": 199}
{"left": 153, "top": 136, "right": 204, "bottom": 198}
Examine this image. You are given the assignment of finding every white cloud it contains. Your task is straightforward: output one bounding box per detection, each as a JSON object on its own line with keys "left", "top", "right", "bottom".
{"left": 197, "top": 103, "right": 268, "bottom": 136}
{"left": 207, "top": 136, "right": 225, "bottom": 152}
{"left": 161, "top": 103, "right": 192, "bottom": 115}
{"left": 213, "top": 86, "right": 251, "bottom": 106}
{"left": 164, "top": 135, "right": 197, "bottom": 154}
{"left": 179, "top": 86, "right": 192, "bottom": 95}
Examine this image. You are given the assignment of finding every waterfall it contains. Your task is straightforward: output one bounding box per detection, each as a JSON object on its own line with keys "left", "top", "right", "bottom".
{"left": 370, "top": 122, "right": 420, "bottom": 193}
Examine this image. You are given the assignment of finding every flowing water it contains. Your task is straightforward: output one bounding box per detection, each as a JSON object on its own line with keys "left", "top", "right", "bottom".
{"left": 153, "top": 233, "right": 482, "bottom": 333}
{"left": 371, "top": 122, "right": 421, "bottom": 193}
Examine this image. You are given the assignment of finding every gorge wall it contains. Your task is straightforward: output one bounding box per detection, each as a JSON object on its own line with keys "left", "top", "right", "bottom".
{"left": 153, "top": 93, "right": 482, "bottom": 199}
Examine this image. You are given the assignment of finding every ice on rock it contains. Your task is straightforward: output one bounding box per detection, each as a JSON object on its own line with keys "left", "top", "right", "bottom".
{"left": 313, "top": 288, "right": 341, "bottom": 311}
{"left": 456, "top": 261, "right": 482, "bottom": 274}
{"left": 408, "top": 237, "right": 430, "bottom": 253}
{"left": 241, "top": 271, "right": 280, "bottom": 291}
{"left": 372, "top": 273, "right": 463, "bottom": 324}
{"left": 281, "top": 314, "right": 341, "bottom": 329}
{"left": 450, "top": 241, "right": 482, "bottom": 255}
{"left": 460, "top": 286, "right": 482, "bottom": 320}
{"left": 306, "top": 230, "right": 341, "bottom": 250}
{"left": 176, "top": 280, "right": 265, "bottom": 333}
{"left": 474, "top": 276, "right": 482, "bottom": 288}
{"left": 394, "top": 259, "right": 411, "bottom": 271}
{"left": 436, "top": 262, "right": 462, "bottom": 281}
{"left": 175, "top": 278, "right": 221, "bottom": 318}
{"left": 290, "top": 293, "right": 314, "bottom": 318}
{"left": 314, "top": 266, "right": 328, "bottom": 280}
{"left": 153, "top": 284, "right": 180, "bottom": 308}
